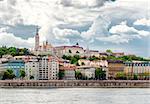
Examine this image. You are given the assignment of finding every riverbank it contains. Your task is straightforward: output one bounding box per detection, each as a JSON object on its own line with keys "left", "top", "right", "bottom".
{"left": 0, "top": 80, "right": 150, "bottom": 88}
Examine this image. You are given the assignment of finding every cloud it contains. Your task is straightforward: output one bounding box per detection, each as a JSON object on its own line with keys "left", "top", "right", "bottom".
{"left": 0, "top": 27, "right": 34, "bottom": 48}
{"left": 109, "top": 21, "right": 150, "bottom": 36}
{"left": 134, "top": 18, "right": 150, "bottom": 26}
{"left": 52, "top": 28, "right": 83, "bottom": 44}
{"left": 57, "top": 0, "right": 112, "bottom": 8}
{"left": 0, "top": 0, "right": 149, "bottom": 57}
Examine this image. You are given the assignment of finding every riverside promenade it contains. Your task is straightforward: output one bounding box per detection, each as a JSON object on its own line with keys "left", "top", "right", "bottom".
{"left": 0, "top": 80, "right": 150, "bottom": 88}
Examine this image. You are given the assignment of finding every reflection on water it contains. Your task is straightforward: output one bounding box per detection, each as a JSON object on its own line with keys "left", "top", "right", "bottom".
{"left": 0, "top": 88, "right": 150, "bottom": 104}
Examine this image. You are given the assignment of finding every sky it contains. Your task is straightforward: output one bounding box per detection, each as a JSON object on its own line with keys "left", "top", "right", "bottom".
{"left": 0, "top": 0, "right": 150, "bottom": 57}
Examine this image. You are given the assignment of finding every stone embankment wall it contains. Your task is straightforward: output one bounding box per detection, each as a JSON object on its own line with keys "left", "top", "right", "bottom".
{"left": 0, "top": 80, "right": 149, "bottom": 88}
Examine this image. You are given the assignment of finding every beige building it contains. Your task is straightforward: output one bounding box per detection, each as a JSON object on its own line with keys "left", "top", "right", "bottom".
{"left": 124, "top": 61, "right": 150, "bottom": 79}
{"left": 108, "top": 60, "right": 125, "bottom": 79}
{"left": 55, "top": 44, "right": 84, "bottom": 57}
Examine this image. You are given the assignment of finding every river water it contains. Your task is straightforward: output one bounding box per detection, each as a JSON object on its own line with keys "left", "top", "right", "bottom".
{"left": 0, "top": 88, "right": 150, "bottom": 104}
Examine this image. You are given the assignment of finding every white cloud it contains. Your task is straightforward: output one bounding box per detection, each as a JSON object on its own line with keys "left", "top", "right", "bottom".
{"left": 0, "top": 27, "right": 34, "bottom": 48}
{"left": 134, "top": 18, "right": 150, "bottom": 26}
{"left": 109, "top": 21, "right": 150, "bottom": 37}
{"left": 0, "top": 0, "right": 149, "bottom": 57}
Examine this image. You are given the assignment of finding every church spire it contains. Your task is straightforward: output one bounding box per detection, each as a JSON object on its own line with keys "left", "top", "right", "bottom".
{"left": 36, "top": 26, "right": 39, "bottom": 35}
{"left": 35, "top": 26, "right": 40, "bottom": 51}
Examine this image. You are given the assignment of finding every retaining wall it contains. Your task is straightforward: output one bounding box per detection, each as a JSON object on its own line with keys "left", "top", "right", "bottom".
{"left": 0, "top": 80, "right": 149, "bottom": 88}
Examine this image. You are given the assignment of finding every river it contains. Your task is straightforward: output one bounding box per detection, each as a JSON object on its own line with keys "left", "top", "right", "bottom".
{"left": 0, "top": 88, "right": 150, "bottom": 104}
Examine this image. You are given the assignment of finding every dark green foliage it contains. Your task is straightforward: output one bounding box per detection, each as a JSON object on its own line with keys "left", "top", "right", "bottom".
{"left": 2, "top": 69, "right": 16, "bottom": 80}
{"left": 59, "top": 70, "right": 65, "bottom": 79}
{"left": 30, "top": 76, "right": 34, "bottom": 79}
{"left": 0, "top": 46, "right": 31, "bottom": 57}
{"left": 107, "top": 55, "right": 149, "bottom": 62}
{"left": 62, "top": 55, "right": 81, "bottom": 64}
{"left": 95, "top": 68, "right": 106, "bottom": 80}
{"left": 133, "top": 74, "right": 138, "bottom": 80}
{"left": 106, "top": 49, "right": 113, "bottom": 54}
{"left": 89, "top": 56, "right": 99, "bottom": 61}
{"left": 19, "top": 69, "right": 25, "bottom": 78}
{"left": 75, "top": 70, "right": 82, "bottom": 80}
{"left": 115, "top": 72, "right": 127, "bottom": 80}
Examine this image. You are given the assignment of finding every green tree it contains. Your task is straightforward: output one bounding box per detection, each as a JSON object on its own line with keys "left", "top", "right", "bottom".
{"left": 75, "top": 70, "right": 82, "bottom": 79}
{"left": 115, "top": 72, "right": 126, "bottom": 80}
{"left": 133, "top": 74, "right": 138, "bottom": 80}
{"left": 2, "top": 69, "right": 16, "bottom": 80}
{"left": 30, "top": 75, "right": 34, "bottom": 79}
{"left": 95, "top": 68, "right": 106, "bottom": 80}
{"left": 8, "top": 47, "right": 17, "bottom": 56}
{"left": 106, "top": 49, "right": 113, "bottom": 54}
{"left": 19, "top": 69, "right": 25, "bottom": 78}
{"left": 58, "top": 70, "right": 65, "bottom": 79}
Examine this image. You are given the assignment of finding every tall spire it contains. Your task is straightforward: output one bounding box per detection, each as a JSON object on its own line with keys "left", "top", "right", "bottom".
{"left": 36, "top": 26, "right": 39, "bottom": 35}
{"left": 35, "top": 26, "right": 40, "bottom": 51}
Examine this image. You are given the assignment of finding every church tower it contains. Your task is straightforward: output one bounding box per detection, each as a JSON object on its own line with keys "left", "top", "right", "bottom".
{"left": 35, "top": 27, "right": 39, "bottom": 51}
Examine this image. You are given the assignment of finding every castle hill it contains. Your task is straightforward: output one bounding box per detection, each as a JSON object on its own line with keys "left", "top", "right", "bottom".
{"left": 0, "top": 28, "right": 149, "bottom": 88}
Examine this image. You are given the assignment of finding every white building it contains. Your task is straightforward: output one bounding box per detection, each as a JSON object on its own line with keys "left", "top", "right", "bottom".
{"left": 76, "top": 66, "right": 96, "bottom": 79}
{"left": 25, "top": 56, "right": 39, "bottom": 80}
{"left": 38, "top": 56, "right": 59, "bottom": 80}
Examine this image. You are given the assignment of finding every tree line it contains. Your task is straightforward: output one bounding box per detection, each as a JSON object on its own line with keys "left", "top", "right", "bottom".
{"left": 0, "top": 46, "right": 31, "bottom": 58}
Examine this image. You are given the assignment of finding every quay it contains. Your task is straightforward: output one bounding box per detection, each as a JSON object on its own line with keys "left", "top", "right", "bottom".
{"left": 0, "top": 80, "right": 149, "bottom": 88}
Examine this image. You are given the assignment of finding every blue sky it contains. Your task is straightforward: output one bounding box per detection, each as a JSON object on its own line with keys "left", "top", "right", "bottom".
{"left": 0, "top": 0, "right": 149, "bottom": 57}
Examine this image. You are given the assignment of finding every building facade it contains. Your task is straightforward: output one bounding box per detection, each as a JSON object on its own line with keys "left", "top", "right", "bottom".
{"left": 76, "top": 66, "right": 96, "bottom": 79}
{"left": 55, "top": 44, "right": 85, "bottom": 57}
{"left": 124, "top": 61, "right": 150, "bottom": 79}
{"left": 0, "top": 60, "right": 25, "bottom": 77}
{"left": 25, "top": 57, "right": 39, "bottom": 80}
{"left": 108, "top": 60, "right": 125, "bottom": 79}
{"left": 38, "top": 56, "right": 59, "bottom": 80}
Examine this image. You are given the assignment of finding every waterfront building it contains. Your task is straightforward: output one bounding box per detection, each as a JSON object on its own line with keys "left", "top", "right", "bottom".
{"left": 76, "top": 66, "right": 96, "bottom": 79}
{"left": 25, "top": 56, "right": 39, "bottom": 80}
{"left": 124, "top": 61, "right": 150, "bottom": 79}
{"left": 60, "top": 66, "right": 76, "bottom": 80}
{"left": 59, "top": 61, "right": 76, "bottom": 80}
{"left": 38, "top": 56, "right": 59, "bottom": 80}
{"left": 108, "top": 60, "right": 125, "bottom": 79}
{"left": 0, "top": 60, "right": 25, "bottom": 77}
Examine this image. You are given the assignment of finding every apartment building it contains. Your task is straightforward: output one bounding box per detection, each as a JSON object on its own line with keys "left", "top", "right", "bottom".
{"left": 38, "top": 56, "right": 59, "bottom": 80}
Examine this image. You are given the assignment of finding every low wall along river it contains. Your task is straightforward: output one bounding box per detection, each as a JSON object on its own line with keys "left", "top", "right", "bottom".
{"left": 0, "top": 80, "right": 149, "bottom": 88}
